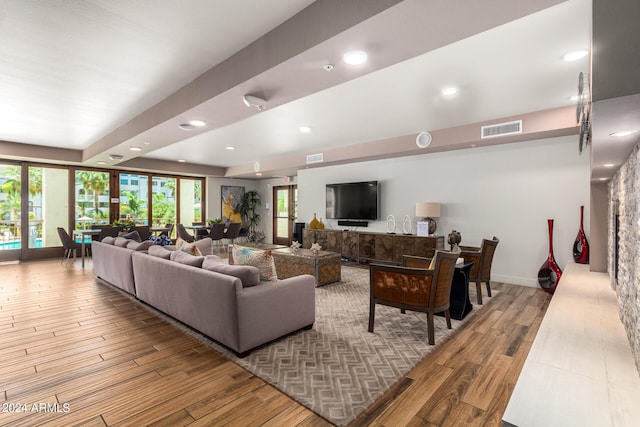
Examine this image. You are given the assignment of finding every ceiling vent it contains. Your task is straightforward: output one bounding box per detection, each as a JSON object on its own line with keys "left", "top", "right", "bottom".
{"left": 306, "top": 153, "right": 324, "bottom": 164}
{"left": 481, "top": 120, "right": 522, "bottom": 139}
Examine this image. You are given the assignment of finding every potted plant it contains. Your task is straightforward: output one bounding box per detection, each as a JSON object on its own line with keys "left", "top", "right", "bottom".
{"left": 239, "top": 190, "right": 262, "bottom": 242}
{"left": 207, "top": 218, "right": 224, "bottom": 225}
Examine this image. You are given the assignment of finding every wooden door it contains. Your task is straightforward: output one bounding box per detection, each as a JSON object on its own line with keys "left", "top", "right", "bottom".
{"left": 273, "top": 185, "right": 297, "bottom": 245}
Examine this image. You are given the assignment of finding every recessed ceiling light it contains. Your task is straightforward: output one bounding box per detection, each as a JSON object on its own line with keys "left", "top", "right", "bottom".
{"left": 108, "top": 154, "right": 124, "bottom": 161}
{"left": 255, "top": 172, "right": 263, "bottom": 176}
{"left": 189, "top": 120, "right": 206, "bottom": 127}
{"left": 177, "top": 159, "right": 186, "bottom": 163}
{"left": 603, "top": 163, "right": 615, "bottom": 168}
{"left": 609, "top": 130, "right": 638, "bottom": 137}
{"left": 179, "top": 123, "right": 194, "bottom": 131}
{"left": 441, "top": 87, "right": 458, "bottom": 96}
{"left": 129, "top": 146, "right": 142, "bottom": 152}
{"left": 143, "top": 141, "right": 150, "bottom": 145}
{"left": 563, "top": 49, "right": 588, "bottom": 61}
{"left": 225, "top": 146, "right": 236, "bottom": 150}
{"left": 599, "top": 177, "right": 608, "bottom": 181}
{"left": 299, "top": 126, "right": 311, "bottom": 133}
{"left": 343, "top": 50, "right": 368, "bottom": 65}
{"left": 96, "top": 161, "right": 106, "bottom": 165}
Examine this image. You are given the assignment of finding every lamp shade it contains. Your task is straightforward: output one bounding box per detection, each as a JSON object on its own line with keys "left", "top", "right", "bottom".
{"left": 415, "top": 202, "right": 441, "bottom": 218}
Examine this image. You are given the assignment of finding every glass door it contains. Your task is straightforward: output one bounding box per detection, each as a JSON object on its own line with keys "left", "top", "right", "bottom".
{"left": 119, "top": 173, "right": 149, "bottom": 225}
{"left": 0, "top": 163, "right": 21, "bottom": 260}
{"left": 273, "top": 185, "right": 297, "bottom": 246}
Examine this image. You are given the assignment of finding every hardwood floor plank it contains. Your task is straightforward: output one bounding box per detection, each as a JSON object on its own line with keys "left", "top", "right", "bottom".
{"left": 0, "top": 259, "right": 551, "bottom": 427}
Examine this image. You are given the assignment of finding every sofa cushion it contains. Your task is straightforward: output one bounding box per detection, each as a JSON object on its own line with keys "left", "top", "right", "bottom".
{"left": 118, "top": 230, "right": 142, "bottom": 242}
{"left": 114, "top": 237, "right": 133, "bottom": 247}
{"left": 127, "top": 240, "right": 154, "bottom": 251}
{"left": 101, "top": 236, "right": 116, "bottom": 245}
{"left": 203, "top": 259, "right": 260, "bottom": 287}
{"left": 231, "top": 245, "right": 278, "bottom": 282}
{"left": 176, "top": 237, "right": 203, "bottom": 256}
{"left": 148, "top": 245, "right": 172, "bottom": 259}
{"left": 170, "top": 250, "right": 205, "bottom": 267}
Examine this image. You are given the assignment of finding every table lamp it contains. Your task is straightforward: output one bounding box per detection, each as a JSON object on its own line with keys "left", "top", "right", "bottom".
{"left": 416, "top": 202, "right": 441, "bottom": 236}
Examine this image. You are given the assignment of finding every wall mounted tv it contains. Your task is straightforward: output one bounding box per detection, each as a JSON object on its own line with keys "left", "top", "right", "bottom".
{"left": 326, "top": 181, "right": 379, "bottom": 220}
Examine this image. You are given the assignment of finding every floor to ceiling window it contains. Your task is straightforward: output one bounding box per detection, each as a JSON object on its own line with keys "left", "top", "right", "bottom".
{"left": 28, "top": 166, "right": 69, "bottom": 248}
{"left": 0, "top": 163, "right": 21, "bottom": 252}
{"left": 75, "top": 170, "right": 110, "bottom": 231}
{"left": 119, "top": 173, "right": 149, "bottom": 225}
{"left": 151, "top": 176, "right": 176, "bottom": 227}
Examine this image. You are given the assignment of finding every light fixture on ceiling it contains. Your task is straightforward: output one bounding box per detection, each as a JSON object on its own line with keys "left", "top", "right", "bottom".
{"left": 108, "top": 154, "right": 124, "bottom": 161}
{"left": 415, "top": 131, "right": 432, "bottom": 148}
{"left": 609, "top": 130, "right": 638, "bottom": 137}
{"left": 143, "top": 141, "right": 150, "bottom": 145}
{"left": 599, "top": 177, "right": 608, "bottom": 181}
{"left": 243, "top": 95, "right": 266, "bottom": 111}
{"left": 343, "top": 50, "right": 368, "bottom": 65}
{"left": 323, "top": 64, "right": 334, "bottom": 71}
{"left": 253, "top": 161, "right": 261, "bottom": 172}
{"left": 299, "top": 126, "right": 311, "bottom": 133}
{"left": 563, "top": 49, "right": 589, "bottom": 61}
{"left": 189, "top": 120, "right": 206, "bottom": 127}
{"left": 603, "top": 163, "right": 615, "bottom": 168}
{"left": 441, "top": 87, "right": 458, "bottom": 96}
{"left": 179, "top": 123, "right": 195, "bottom": 131}
{"left": 96, "top": 161, "right": 106, "bottom": 165}
{"left": 129, "top": 146, "right": 142, "bottom": 152}
{"left": 255, "top": 172, "right": 263, "bottom": 176}
{"left": 225, "top": 146, "right": 236, "bottom": 150}
{"left": 178, "top": 159, "right": 186, "bottom": 163}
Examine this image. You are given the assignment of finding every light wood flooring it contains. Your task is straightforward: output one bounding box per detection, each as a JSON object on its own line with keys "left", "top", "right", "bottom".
{"left": 0, "top": 258, "right": 551, "bottom": 426}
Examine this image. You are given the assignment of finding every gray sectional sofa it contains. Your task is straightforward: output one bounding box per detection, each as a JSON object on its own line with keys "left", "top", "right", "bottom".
{"left": 91, "top": 238, "right": 316, "bottom": 357}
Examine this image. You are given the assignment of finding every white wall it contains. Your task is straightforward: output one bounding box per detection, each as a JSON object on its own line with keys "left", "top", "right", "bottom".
{"left": 205, "top": 177, "right": 258, "bottom": 222}
{"left": 297, "top": 135, "right": 591, "bottom": 286}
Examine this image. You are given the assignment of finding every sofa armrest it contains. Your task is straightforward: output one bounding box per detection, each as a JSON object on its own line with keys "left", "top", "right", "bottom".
{"left": 236, "top": 275, "right": 316, "bottom": 353}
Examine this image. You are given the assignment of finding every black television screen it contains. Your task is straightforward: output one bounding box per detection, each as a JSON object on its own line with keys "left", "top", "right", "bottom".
{"left": 326, "top": 181, "right": 378, "bottom": 220}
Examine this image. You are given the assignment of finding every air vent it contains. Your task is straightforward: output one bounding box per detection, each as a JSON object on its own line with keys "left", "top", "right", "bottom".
{"left": 306, "top": 153, "right": 324, "bottom": 164}
{"left": 481, "top": 120, "right": 522, "bottom": 139}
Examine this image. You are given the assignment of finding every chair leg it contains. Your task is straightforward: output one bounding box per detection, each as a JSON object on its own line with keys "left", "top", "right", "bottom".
{"left": 445, "top": 309, "right": 452, "bottom": 329}
{"left": 368, "top": 303, "right": 375, "bottom": 333}
{"left": 485, "top": 280, "right": 492, "bottom": 297}
{"left": 400, "top": 308, "right": 406, "bottom": 314}
{"left": 427, "top": 312, "right": 435, "bottom": 345}
{"left": 476, "top": 281, "right": 483, "bottom": 305}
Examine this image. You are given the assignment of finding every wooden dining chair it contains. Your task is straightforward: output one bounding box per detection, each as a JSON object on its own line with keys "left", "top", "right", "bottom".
{"left": 368, "top": 250, "right": 459, "bottom": 345}
{"left": 223, "top": 222, "right": 241, "bottom": 248}
{"left": 176, "top": 224, "right": 195, "bottom": 243}
{"left": 207, "top": 223, "right": 226, "bottom": 252}
{"left": 460, "top": 237, "right": 499, "bottom": 305}
{"left": 57, "top": 227, "right": 86, "bottom": 264}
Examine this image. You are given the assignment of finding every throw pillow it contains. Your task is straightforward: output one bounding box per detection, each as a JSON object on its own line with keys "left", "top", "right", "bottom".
{"left": 114, "top": 237, "right": 132, "bottom": 247}
{"left": 230, "top": 245, "right": 278, "bottom": 282}
{"left": 118, "top": 230, "right": 142, "bottom": 243}
{"left": 175, "top": 237, "right": 203, "bottom": 257}
{"left": 202, "top": 259, "right": 261, "bottom": 288}
{"left": 101, "top": 236, "right": 116, "bottom": 245}
{"left": 148, "top": 245, "right": 172, "bottom": 259}
{"left": 127, "top": 240, "right": 154, "bottom": 251}
{"left": 149, "top": 234, "right": 172, "bottom": 246}
{"left": 170, "top": 250, "right": 205, "bottom": 267}
{"left": 193, "top": 237, "right": 214, "bottom": 256}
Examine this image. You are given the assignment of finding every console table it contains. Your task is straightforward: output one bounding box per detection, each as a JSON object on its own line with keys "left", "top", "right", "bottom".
{"left": 302, "top": 229, "right": 444, "bottom": 264}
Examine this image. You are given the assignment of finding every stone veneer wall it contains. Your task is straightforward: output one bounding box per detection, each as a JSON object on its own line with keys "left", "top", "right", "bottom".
{"left": 608, "top": 140, "right": 640, "bottom": 374}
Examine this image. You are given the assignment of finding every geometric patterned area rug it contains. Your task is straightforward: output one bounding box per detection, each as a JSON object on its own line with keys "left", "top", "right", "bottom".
{"left": 192, "top": 266, "right": 495, "bottom": 426}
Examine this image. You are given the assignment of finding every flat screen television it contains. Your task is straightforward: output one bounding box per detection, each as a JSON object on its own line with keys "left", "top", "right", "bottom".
{"left": 326, "top": 181, "right": 378, "bottom": 220}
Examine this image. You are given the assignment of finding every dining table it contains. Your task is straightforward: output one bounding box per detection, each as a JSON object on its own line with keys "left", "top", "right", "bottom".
{"left": 73, "top": 229, "right": 101, "bottom": 268}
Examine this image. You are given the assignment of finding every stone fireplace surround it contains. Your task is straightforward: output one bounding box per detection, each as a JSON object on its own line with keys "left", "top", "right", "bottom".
{"left": 608, "top": 140, "right": 640, "bottom": 374}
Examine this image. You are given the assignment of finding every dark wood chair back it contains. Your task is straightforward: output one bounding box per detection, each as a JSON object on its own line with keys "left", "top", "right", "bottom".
{"left": 460, "top": 237, "right": 499, "bottom": 304}
{"left": 369, "top": 250, "right": 459, "bottom": 344}
{"left": 176, "top": 224, "right": 195, "bottom": 243}
{"left": 207, "top": 223, "right": 225, "bottom": 241}
{"left": 224, "top": 222, "right": 241, "bottom": 241}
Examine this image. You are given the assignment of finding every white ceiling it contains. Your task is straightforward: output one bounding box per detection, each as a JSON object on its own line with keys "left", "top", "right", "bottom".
{"left": 1, "top": 0, "right": 636, "bottom": 181}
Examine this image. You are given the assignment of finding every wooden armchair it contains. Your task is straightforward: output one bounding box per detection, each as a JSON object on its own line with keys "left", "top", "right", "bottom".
{"left": 368, "top": 250, "right": 459, "bottom": 345}
{"left": 460, "top": 237, "right": 499, "bottom": 305}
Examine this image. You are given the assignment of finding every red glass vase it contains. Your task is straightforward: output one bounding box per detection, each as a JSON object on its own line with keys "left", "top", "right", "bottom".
{"left": 537, "top": 219, "right": 562, "bottom": 294}
{"left": 573, "top": 205, "right": 589, "bottom": 264}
